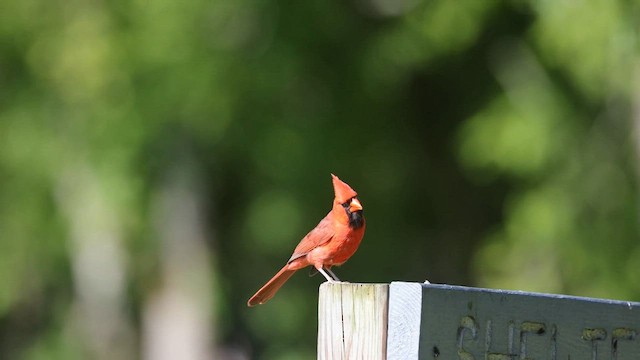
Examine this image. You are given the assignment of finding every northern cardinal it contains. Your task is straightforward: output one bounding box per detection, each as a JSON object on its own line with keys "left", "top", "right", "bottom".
{"left": 247, "top": 174, "right": 366, "bottom": 306}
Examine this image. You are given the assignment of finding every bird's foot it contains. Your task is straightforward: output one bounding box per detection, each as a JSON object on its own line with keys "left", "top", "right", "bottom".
{"left": 325, "top": 267, "right": 341, "bottom": 281}
{"left": 318, "top": 267, "right": 337, "bottom": 282}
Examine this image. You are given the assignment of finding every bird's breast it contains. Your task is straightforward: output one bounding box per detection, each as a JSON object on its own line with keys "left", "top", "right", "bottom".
{"left": 325, "top": 228, "right": 365, "bottom": 265}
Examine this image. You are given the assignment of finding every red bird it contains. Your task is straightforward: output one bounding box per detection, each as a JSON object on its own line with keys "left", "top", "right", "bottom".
{"left": 247, "top": 174, "right": 366, "bottom": 306}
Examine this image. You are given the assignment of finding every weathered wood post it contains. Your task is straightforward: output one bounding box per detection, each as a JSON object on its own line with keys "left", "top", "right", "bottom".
{"left": 318, "top": 282, "right": 640, "bottom": 359}
{"left": 317, "top": 283, "right": 389, "bottom": 359}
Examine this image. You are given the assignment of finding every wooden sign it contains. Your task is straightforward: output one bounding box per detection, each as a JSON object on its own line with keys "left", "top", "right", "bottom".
{"left": 318, "top": 282, "right": 640, "bottom": 359}
{"left": 387, "top": 282, "right": 640, "bottom": 360}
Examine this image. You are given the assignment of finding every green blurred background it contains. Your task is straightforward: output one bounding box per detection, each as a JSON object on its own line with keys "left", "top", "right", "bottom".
{"left": 1, "top": 0, "right": 640, "bottom": 359}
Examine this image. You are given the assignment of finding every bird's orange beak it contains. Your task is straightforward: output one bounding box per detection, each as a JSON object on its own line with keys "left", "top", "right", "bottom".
{"left": 349, "top": 198, "right": 363, "bottom": 212}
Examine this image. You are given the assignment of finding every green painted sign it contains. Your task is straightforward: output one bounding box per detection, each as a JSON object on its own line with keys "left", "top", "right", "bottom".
{"left": 387, "top": 283, "right": 640, "bottom": 359}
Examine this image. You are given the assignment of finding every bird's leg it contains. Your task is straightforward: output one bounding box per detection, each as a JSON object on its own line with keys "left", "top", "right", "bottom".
{"left": 317, "top": 267, "right": 337, "bottom": 283}
{"left": 325, "top": 267, "right": 340, "bottom": 281}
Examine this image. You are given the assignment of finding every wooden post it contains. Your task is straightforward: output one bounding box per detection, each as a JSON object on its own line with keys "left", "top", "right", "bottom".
{"left": 317, "top": 282, "right": 389, "bottom": 360}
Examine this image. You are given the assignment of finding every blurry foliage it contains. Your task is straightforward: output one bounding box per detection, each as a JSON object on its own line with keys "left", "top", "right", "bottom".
{"left": 0, "top": 0, "right": 639, "bottom": 359}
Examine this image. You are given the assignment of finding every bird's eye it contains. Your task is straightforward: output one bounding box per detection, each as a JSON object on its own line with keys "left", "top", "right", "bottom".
{"left": 341, "top": 199, "right": 352, "bottom": 209}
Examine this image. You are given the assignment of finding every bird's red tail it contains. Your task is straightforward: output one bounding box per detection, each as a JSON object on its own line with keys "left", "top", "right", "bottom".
{"left": 247, "top": 266, "right": 296, "bottom": 307}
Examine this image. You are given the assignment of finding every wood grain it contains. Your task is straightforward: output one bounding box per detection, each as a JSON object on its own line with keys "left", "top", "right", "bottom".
{"left": 317, "top": 282, "right": 389, "bottom": 360}
{"left": 386, "top": 282, "right": 422, "bottom": 360}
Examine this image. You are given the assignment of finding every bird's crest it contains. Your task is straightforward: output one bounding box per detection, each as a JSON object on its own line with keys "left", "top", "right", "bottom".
{"left": 331, "top": 174, "right": 358, "bottom": 204}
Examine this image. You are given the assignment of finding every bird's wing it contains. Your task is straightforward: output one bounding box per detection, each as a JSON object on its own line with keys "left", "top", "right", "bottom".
{"left": 288, "top": 214, "right": 334, "bottom": 263}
